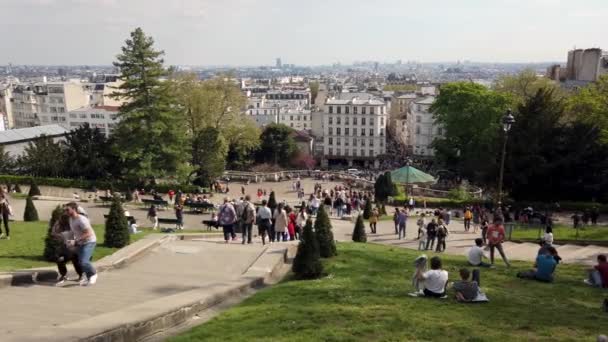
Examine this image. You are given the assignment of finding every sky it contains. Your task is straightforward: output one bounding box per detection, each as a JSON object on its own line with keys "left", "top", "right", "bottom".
{"left": 0, "top": 0, "right": 606, "bottom": 66}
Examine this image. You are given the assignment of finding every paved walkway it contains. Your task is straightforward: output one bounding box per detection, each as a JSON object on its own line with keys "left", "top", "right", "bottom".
{"left": 330, "top": 217, "right": 608, "bottom": 266}
{"left": 0, "top": 238, "right": 286, "bottom": 341}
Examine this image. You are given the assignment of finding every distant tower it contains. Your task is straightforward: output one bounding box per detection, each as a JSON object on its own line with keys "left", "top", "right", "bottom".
{"left": 276, "top": 58, "right": 282, "bottom": 69}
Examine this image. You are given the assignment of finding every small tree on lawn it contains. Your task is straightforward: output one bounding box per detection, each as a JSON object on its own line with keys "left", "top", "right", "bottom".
{"left": 24, "top": 196, "right": 39, "bottom": 221}
{"left": 104, "top": 196, "right": 130, "bottom": 248}
{"left": 28, "top": 181, "right": 41, "bottom": 196}
{"left": 363, "top": 198, "right": 372, "bottom": 220}
{"left": 314, "top": 205, "right": 337, "bottom": 258}
{"left": 125, "top": 188, "right": 134, "bottom": 202}
{"left": 14, "top": 184, "right": 22, "bottom": 193}
{"left": 43, "top": 205, "right": 64, "bottom": 261}
{"left": 352, "top": 214, "right": 367, "bottom": 243}
{"left": 268, "top": 191, "right": 277, "bottom": 211}
{"left": 379, "top": 204, "right": 387, "bottom": 216}
{"left": 292, "top": 219, "right": 323, "bottom": 279}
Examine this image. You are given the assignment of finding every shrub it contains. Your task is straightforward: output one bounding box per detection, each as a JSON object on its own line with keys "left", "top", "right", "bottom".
{"left": 28, "top": 181, "right": 41, "bottom": 197}
{"left": 292, "top": 219, "right": 323, "bottom": 279}
{"left": 363, "top": 199, "right": 372, "bottom": 220}
{"left": 314, "top": 205, "right": 337, "bottom": 258}
{"left": 104, "top": 196, "right": 130, "bottom": 248}
{"left": 43, "top": 205, "right": 64, "bottom": 262}
{"left": 23, "top": 197, "right": 39, "bottom": 221}
{"left": 352, "top": 215, "right": 367, "bottom": 243}
{"left": 14, "top": 184, "right": 22, "bottom": 193}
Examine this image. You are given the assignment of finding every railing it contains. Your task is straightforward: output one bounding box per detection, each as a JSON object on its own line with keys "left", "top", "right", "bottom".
{"left": 410, "top": 186, "right": 483, "bottom": 199}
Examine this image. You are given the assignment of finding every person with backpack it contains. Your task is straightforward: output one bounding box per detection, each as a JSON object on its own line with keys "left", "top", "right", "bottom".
{"left": 218, "top": 198, "right": 237, "bottom": 243}
{"left": 425, "top": 219, "right": 438, "bottom": 250}
{"left": 463, "top": 207, "right": 473, "bottom": 232}
{"left": 436, "top": 222, "right": 448, "bottom": 252}
{"left": 240, "top": 195, "right": 255, "bottom": 244}
{"left": 256, "top": 200, "right": 272, "bottom": 245}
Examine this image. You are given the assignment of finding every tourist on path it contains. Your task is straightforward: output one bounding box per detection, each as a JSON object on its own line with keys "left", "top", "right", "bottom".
{"left": 425, "top": 219, "right": 438, "bottom": 250}
{"left": 397, "top": 208, "right": 408, "bottom": 239}
{"left": 435, "top": 222, "right": 448, "bottom": 252}
{"left": 52, "top": 212, "right": 83, "bottom": 285}
{"left": 0, "top": 188, "right": 11, "bottom": 240}
{"left": 174, "top": 202, "right": 184, "bottom": 230}
{"left": 256, "top": 200, "right": 272, "bottom": 245}
{"left": 415, "top": 256, "right": 448, "bottom": 297}
{"left": 218, "top": 198, "right": 237, "bottom": 243}
{"left": 147, "top": 205, "right": 158, "bottom": 230}
{"left": 66, "top": 202, "right": 97, "bottom": 286}
{"left": 287, "top": 206, "right": 297, "bottom": 241}
{"left": 463, "top": 207, "right": 473, "bottom": 232}
{"left": 487, "top": 217, "right": 511, "bottom": 267}
{"left": 393, "top": 209, "right": 399, "bottom": 234}
{"left": 273, "top": 203, "right": 288, "bottom": 242}
{"left": 418, "top": 224, "right": 427, "bottom": 250}
{"left": 369, "top": 208, "right": 379, "bottom": 234}
{"left": 296, "top": 205, "right": 307, "bottom": 240}
{"left": 417, "top": 213, "right": 426, "bottom": 239}
{"left": 240, "top": 195, "right": 255, "bottom": 244}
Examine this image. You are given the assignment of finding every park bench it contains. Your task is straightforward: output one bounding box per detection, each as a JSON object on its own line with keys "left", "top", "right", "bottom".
{"left": 142, "top": 199, "right": 169, "bottom": 209}
{"left": 185, "top": 201, "right": 215, "bottom": 214}
{"left": 158, "top": 217, "right": 180, "bottom": 229}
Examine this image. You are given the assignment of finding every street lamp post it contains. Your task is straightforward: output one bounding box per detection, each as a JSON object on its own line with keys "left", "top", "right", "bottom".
{"left": 497, "top": 109, "right": 515, "bottom": 206}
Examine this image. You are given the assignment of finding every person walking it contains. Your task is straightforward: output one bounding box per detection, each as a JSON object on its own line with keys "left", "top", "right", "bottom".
{"left": 256, "top": 200, "right": 272, "bottom": 245}
{"left": 369, "top": 208, "right": 379, "bottom": 234}
{"left": 273, "top": 203, "right": 288, "bottom": 242}
{"left": 52, "top": 213, "right": 83, "bottom": 285}
{"left": 0, "top": 188, "right": 11, "bottom": 240}
{"left": 435, "top": 222, "right": 448, "bottom": 252}
{"left": 218, "top": 198, "right": 237, "bottom": 243}
{"left": 174, "top": 202, "right": 184, "bottom": 230}
{"left": 426, "top": 219, "right": 438, "bottom": 250}
{"left": 296, "top": 205, "right": 308, "bottom": 240}
{"left": 287, "top": 206, "right": 297, "bottom": 241}
{"left": 240, "top": 195, "right": 255, "bottom": 244}
{"left": 487, "top": 216, "right": 511, "bottom": 267}
{"left": 393, "top": 209, "right": 399, "bottom": 235}
{"left": 463, "top": 207, "right": 473, "bottom": 232}
{"left": 65, "top": 202, "right": 98, "bottom": 286}
{"left": 147, "top": 205, "right": 159, "bottom": 230}
{"left": 397, "top": 208, "right": 408, "bottom": 239}
{"left": 417, "top": 213, "right": 426, "bottom": 239}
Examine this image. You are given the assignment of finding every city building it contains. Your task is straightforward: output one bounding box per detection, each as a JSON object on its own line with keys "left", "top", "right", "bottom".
{"left": 408, "top": 96, "right": 442, "bottom": 156}
{"left": 66, "top": 105, "right": 120, "bottom": 137}
{"left": 389, "top": 93, "right": 417, "bottom": 150}
{"left": 547, "top": 48, "right": 608, "bottom": 83}
{"left": 321, "top": 92, "right": 388, "bottom": 168}
{"left": 0, "top": 124, "right": 69, "bottom": 157}
{"left": 278, "top": 108, "right": 311, "bottom": 130}
{"left": 245, "top": 89, "right": 311, "bottom": 130}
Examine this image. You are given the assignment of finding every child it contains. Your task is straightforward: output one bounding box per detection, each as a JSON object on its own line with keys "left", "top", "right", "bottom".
{"left": 453, "top": 268, "right": 480, "bottom": 302}
{"left": 543, "top": 226, "right": 554, "bottom": 246}
{"left": 417, "top": 214, "right": 426, "bottom": 239}
{"left": 418, "top": 224, "right": 427, "bottom": 251}
{"left": 480, "top": 219, "right": 489, "bottom": 245}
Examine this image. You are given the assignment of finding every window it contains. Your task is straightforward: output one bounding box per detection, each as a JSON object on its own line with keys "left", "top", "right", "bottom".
{"left": 362, "top": 118, "right": 366, "bottom": 125}
{"left": 50, "top": 107, "right": 57, "bottom": 113}
{"left": 361, "top": 139, "right": 366, "bottom": 146}
{"left": 345, "top": 106, "right": 350, "bottom": 114}
{"left": 328, "top": 127, "right": 333, "bottom": 135}
{"left": 345, "top": 128, "right": 349, "bottom": 135}
{"left": 69, "top": 113, "right": 77, "bottom": 118}
{"left": 370, "top": 118, "right": 374, "bottom": 125}
{"left": 416, "top": 116, "right": 421, "bottom": 123}
{"left": 361, "top": 129, "right": 366, "bottom": 136}
{"left": 381, "top": 117, "right": 384, "bottom": 125}
{"left": 345, "top": 149, "right": 350, "bottom": 156}
{"left": 369, "top": 129, "right": 374, "bottom": 136}
{"left": 353, "top": 128, "right": 357, "bottom": 135}
{"left": 329, "top": 148, "right": 333, "bottom": 155}
{"left": 329, "top": 117, "right": 333, "bottom": 124}
{"left": 362, "top": 107, "right": 366, "bottom": 115}
{"left": 370, "top": 139, "right": 374, "bottom": 147}
{"left": 290, "top": 115, "right": 293, "bottom": 120}
{"left": 58, "top": 107, "right": 65, "bottom": 113}
{"left": 369, "top": 149, "right": 374, "bottom": 157}
{"left": 337, "top": 138, "right": 341, "bottom": 146}
{"left": 345, "top": 117, "right": 349, "bottom": 125}
{"left": 337, "top": 117, "right": 341, "bottom": 124}
{"left": 329, "top": 106, "right": 333, "bottom": 114}
{"left": 370, "top": 107, "right": 375, "bottom": 115}
{"left": 290, "top": 123, "right": 293, "bottom": 127}
{"left": 416, "top": 126, "right": 421, "bottom": 134}
{"left": 264, "top": 110, "right": 267, "bottom": 115}
{"left": 345, "top": 138, "right": 349, "bottom": 146}
{"left": 304, "top": 123, "right": 307, "bottom": 128}
{"left": 257, "top": 102, "right": 260, "bottom": 108}
{"left": 354, "top": 106, "right": 358, "bottom": 114}
{"left": 337, "top": 127, "right": 341, "bottom": 135}
{"left": 353, "top": 139, "right": 357, "bottom": 147}
{"left": 353, "top": 149, "right": 357, "bottom": 156}
{"left": 337, "top": 106, "right": 341, "bottom": 114}
{"left": 353, "top": 117, "right": 358, "bottom": 125}
{"left": 337, "top": 149, "right": 341, "bottom": 156}
{"left": 297, "top": 115, "right": 301, "bottom": 121}
{"left": 380, "top": 140, "right": 384, "bottom": 147}
{"left": 380, "top": 128, "right": 384, "bottom": 136}
{"left": 361, "top": 149, "right": 365, "bottom": 156}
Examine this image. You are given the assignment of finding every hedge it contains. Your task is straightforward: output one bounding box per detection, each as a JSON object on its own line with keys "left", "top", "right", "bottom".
{"left": 0, "top": 175, "right": 200, "bottom": 194}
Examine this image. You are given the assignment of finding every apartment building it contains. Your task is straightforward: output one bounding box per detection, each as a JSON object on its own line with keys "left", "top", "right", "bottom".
{"left": 67, "top": 105, "right": 119, "bottom": 137}
{"left": 408, "top": 96, "right": 442, "bottom": 156}
{"left": 278, "top": 108, "right": 311, "bottom": 130}
{"left": 321, "top": 93, "right": 388, "bottom": 168}
{"left": 245, "top": 89, "right": 311, "bottom": 130}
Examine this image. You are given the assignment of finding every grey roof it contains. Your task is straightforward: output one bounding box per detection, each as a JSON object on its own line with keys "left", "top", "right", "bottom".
{"left": 0, "top": 124, "right": 69, "bottom": 145}
{"left": 326, "top": 92, "right": 385, "bottom": 105}
{"left": 414, "top": 96, "right": 435, "bottom": 105}
{"left": 397, "top": 93, "right": 417, "bottom": 99}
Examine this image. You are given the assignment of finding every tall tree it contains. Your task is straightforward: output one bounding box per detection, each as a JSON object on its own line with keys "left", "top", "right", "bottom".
{"left": 494, "top": 69, "right": 561, "bottom": 104}
{"left": 431, "top": 82, "right": 512, "bottom": 186}
{"left": 17, "top": 136, "right": 65, "bottom": 177}
{"left": 0, "top": 146, "right": 14, "bottom": 174}
{"left": 314, "top": 205, "right": 337, "bottom": 258}
{"left": 62, "top": 123, "right": 111, "bottom": 180}
{"left": 191, "top": 127, "right": 228, "bottom": 186}
{"left": 257, "top": 124, "right": 297, "bottom": 166}
{"left": 110, "top": 27, "right": 185, "bottom": 181}
{"left": 566, "top": 75, "right": 608, "bottom": 143}
{"left": 292, "top": 219, "right": 323, "bottom": 280}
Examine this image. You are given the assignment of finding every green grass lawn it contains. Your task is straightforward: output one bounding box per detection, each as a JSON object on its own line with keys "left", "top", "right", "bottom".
{"left": 0, "top": 221, "right": 153, "bottom": 272}
{"left": 510, "top": 224, "right": 608, "bottom": 242}
{"left": 171, "top": 243, "right": 607, "bottom": 342}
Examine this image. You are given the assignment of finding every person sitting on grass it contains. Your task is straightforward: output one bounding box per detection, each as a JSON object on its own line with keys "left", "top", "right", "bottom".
{"left": 415, "top": 256, "right": 448, "bottom": 297}
{"left": 543, "top": 226, "right": 554, "bottom": 247}
{"left": 517, "top": 246, "right": 559, "bottom": 283}
{"left": 468, "top": 238, "right": 491, "bottom": 267}
{"left": 453, "top": 268, "right": 480, "bottom": 302}
{"left": 584, "top": 254, "right": 608, "bottom": 288}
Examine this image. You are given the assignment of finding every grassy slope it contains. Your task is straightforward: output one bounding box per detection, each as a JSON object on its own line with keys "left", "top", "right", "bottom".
{"left": 510, "top": 224, "right": 608, "bottom": 242}
{"left": 171, "top": 243, "right": 607, "bottom": 342}
{"left": 0, "top": 221, "right": 152, "bottom": 271}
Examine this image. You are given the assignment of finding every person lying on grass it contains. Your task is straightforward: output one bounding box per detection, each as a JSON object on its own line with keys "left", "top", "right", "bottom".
{"left": 517, "top": 246, "right": 559, "bottom": 283}
{"left": 453, "top": 268, "right": 480, "bottom": 302}
{"left": 584, "top": 254, "right": 608, "bottom": 288}
{"left": 415, "top": 256, "right": 448, "bottom": 297}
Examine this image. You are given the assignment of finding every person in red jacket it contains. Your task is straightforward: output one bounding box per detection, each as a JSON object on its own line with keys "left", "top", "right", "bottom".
{"left": 486, "top": 216, "right": 511, "bottom": 267}
{"left": 286, "top": 206, "right": 297, "bottom": 241}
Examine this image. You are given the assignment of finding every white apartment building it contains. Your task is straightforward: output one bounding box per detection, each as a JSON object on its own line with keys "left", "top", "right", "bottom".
{"left": 10, "top": 77, "right": 122, "bottom": 129}
{"left": 278, "top": 109, "right": 311, "bottom": 130}
{"left": 245, "top": 89, "right": 311, "bottom": 130}
{"left": 408, "top": 96, "right": 443, "bottom": 156}
{"left": 0, "top": 81, "right": 17, "bottom": 130}
{"left": 322, "top": 93, "right": 388, "bottom": 168}
{"left": 67, "top": 105, "right": 120, "bottom": 137}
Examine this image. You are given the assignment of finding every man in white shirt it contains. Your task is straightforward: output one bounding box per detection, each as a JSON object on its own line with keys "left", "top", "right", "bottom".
{"left": 65, "top": 202, "right": 98, "bottom": 286}
{"left": 468, "top": 238, "right": 491, "bottom": 267}
{"left": 415, "top": 256, "right": 448, "bottom": 297}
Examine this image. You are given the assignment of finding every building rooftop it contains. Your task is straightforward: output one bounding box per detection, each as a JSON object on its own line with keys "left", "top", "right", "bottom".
{"left": 0, "top": 124, "right": 69, "bottom": 145}
{"left": 326, "top": 92, "right": 385, "bottom": 106}
{"left": 414, "top": 96, "right": 435, "bottom": 105}
{"left": 71, "top": 105, "right": 120, "bottom": 112}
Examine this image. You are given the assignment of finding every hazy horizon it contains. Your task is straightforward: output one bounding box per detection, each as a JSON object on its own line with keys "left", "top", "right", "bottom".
{"left": 1, "top": 0, "right": 605, "bottom": 66}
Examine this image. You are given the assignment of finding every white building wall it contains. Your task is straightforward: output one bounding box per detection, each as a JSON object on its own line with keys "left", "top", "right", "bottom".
{"left": 408, "top": 97, "right": 442, "bottom": 156}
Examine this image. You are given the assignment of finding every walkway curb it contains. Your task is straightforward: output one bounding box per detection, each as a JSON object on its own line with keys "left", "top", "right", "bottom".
{"left": 0, "top": 234, "right": 172, "bottom": 289}
{"left": 17, "top": 245, "right": 295, "bottom": 342}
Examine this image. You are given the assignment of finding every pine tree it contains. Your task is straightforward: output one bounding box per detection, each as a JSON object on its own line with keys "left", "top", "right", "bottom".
{"left": 268, "top": 191, "right": 277, "bottom": 211}
{"left": 23, "top": 197, "right": 39, "bottom": 221}
{"left": 314, "top": 205, "right": 337, "bottom": 258}
{"left": 104, "top": 196, "right": 130, "bottom": 248}
{"left": 28, "top": 181, "right": 41, "bottom": 196}
{"left": 292, "top": 219, "right": 323, "bottom": 279}
{"left": 43, "top": 205, "right": 64, "bottom": 261}
{"left": 363, "top": 198, "right": 372, "bottom": 220}
{"left": 110, "top": 27, "right": 185, "bottom": 181}
{"left": 352, "top": 215, "right": 367, "bottom": 243}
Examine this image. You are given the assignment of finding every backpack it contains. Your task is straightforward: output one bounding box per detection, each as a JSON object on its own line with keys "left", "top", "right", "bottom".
{"left": 218, "top": 204, "right": 236, "bottom": 226}
{"left": 242, "top": 203, "right": 255, "bottom": 224}
{"left": 437, "top": 225, "right": 447, "bottom": 238}
{"left": 464, "top": 210, "right": 472, "bottom": 220}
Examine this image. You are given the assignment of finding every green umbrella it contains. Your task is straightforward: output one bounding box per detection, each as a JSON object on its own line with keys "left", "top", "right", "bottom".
{"left": 390, "top": 165, "right": 436, "bottom": 185}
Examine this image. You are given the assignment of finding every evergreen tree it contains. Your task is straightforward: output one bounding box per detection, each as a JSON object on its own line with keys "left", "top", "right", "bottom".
{"left": 192, "top": 127, "right": 228, "bottom": 186}
{"left": 314, "top": 205, "right": 337, "bottom": 258}
{"left": 268, "top": 191, "right": 278, "bottom": 211}
{"left": 110, "top": 28, "right": 185, "bottom": 181}
{"left": 23, "top": 197, "right": 39, "bottom": 222}
{"left": 352, "top": 215, "right": 367, "bottom": 243}
{"left": 28, "top": 181, "right": 41, "bottom": 196}
{"left": 292, "top": 219, "right": 323, "bottom": 280}
{"left": 379, "top": 204, "right": 387, "bottom": 216}
{"left": 363, "top": 198, "right": 372, "bottom": 220}
{"left": 104, "top": 196, "right": 130, "bottom": 248}
{"left": 43, "top": 205, "right": 64, "bottom": 261}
